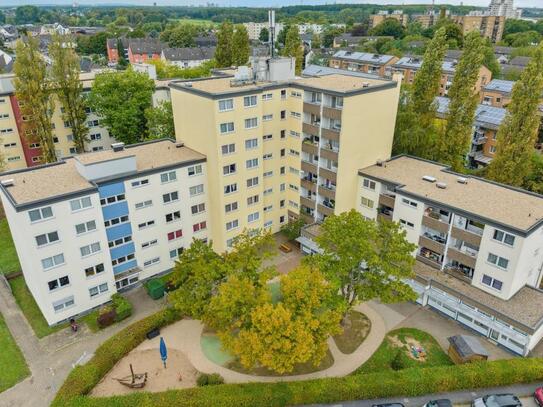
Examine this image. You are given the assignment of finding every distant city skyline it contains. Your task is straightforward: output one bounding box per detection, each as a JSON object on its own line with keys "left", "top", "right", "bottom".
{"left": 0, "top": 0, "right": 541, "bottom": 9}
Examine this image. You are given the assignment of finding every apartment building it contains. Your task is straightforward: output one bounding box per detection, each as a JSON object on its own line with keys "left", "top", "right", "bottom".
{"left": 0, "top": 139, "right": 209, "bottom": 325}
{"left": 170, "top": 58, "right": 401, "bottom": 252}
{"left": 243, "top": 22, "right": 285, "bottom": 41}
{"left": 329, "top": 51, "right": 399, "bottom": 78}
{"left": 0, "top": 72, "right": 173, "bottom": 172}
{"left": 299, "top": 155, "right": 543, "bottom": 355}
{"left": 369, "top": 11, "right": 409, "bottom": 29}
{"left": 161, "top": 47, "right": 216, "bottom": 69}
{"left": 450, "top": 14, "right": 505, "bottom": 43}
{"left": 392, "top": 57, "right": 492, "bottom": 95}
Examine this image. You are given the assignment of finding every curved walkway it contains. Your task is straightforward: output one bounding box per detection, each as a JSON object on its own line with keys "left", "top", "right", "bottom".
{"left": 156, "top": 301, "right": 386, "bottom": 383}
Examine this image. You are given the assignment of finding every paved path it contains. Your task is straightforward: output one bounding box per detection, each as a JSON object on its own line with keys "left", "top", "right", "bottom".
{"left": 131, "top": 301, "right": 386, "bottom": 384}
{"left": 0, "top": 282, "right": 164, "bottom": 407}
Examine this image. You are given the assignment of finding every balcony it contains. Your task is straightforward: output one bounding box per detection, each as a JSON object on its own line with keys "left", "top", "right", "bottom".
{"left": 447, "top": 247, "right": 477, "bottom": 269}
{"left": 300, "top": 196, "right": 316, "bottom": 209}
{"left": 321, "top": 139, "right": 339, "bottom": 153}
{"left": 302, "top": 140, "right": 319, "bottom": 156}
{"left": 378, "top": 194, "right": 395, "bottom": 209}
{"left": 323, "top": 106, "right": 342, "bottom": 120}
{"left": 417, "top": 252, "right": 442, "bottom": 269}
{"left": 472, "top": 134, "right": 487, "bottom": 145}
{"left": 418, "top": 235, "right": 445, "bottom": 255}
{"left": 318, "top": 185, "right": 336, "bottom": 199}
{"left": 303, "top": 122, "right": 320, "bottom": 135}
{"left": 451, "top": 226, "right": 482, "bottom": 247}
{"left": 320, "top": 147, "right": 338, "bottom": 161}
{"left": 444, "top": 264, "right": 474, "bottom": 283}
{"left": 422, "top": 213, "right": 450, "bottom": 234}
{"left": 318, "top": 203, "right": 335, "bottom": 217}
{"left": 303, "top": 102, "right": 321, "bottom": 116}
{"left": 301, "top": 160, "right": 318, "bottom": 174}
{"left": 319, "top": 167, "right": 337, "bottom": 182}
{"left": 321, "top": 127, "right": 340, "bottom": 141}
{"left": 299, "top": 211, "right": 314, "bottom": 224}
{"left": 301, "top": 178, "right": 317, "bottom": 191}
{"left": 377, "top": 206, "right": 393, "bottom": 222}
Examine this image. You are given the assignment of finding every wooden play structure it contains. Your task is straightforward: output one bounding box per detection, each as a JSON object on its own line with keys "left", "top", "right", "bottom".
{"left": 114, "top": 364, "right": 148, "bottom": 389}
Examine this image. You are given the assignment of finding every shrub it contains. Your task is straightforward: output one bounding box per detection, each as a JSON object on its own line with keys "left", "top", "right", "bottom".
{"left": 197, "top": 373, "right": 225, "bottom": 386}
{"left": 97, "top": 307, "right": 116, "bottom": 328}
{"left": 390, "top": 350, "right": 408, "bottom": 371}
{"left": 111, "top": 294, "right": 132, "bottom": 322}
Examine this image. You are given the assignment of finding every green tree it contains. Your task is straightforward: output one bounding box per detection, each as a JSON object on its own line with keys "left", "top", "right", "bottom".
{"left": 15, "top": 6, "right": 40, "bottom": 24}
{"left": 161, "top": 23, "right": 199, "bottom": 47}
{"left": 523, "top": 153, "right": 543, "bottom": 194}
{"left": 231, "top": 24, "right": 250, "bottom": 66}
{"left": 259, "top": 27, "right": 269, "bottom": 42}
{"left": 215, "top": 21, "right": 234, "bottom": 67}
{"left": 280, "top": 218, "right": 306, "bottom": 241}
{"left": 486, "top": 42, "right": 543, "bottom": 187}
{"left": 307, "top": 210, "right": 416, "bottom": 310}
{"left": 370, "top": 18, "right": 405, "bottom": 39}
{"left": 49, "top": 34, "right": 89, "bottom": 154}
{"left": 436, "top": 31, "right": 485, "bottom": 171}
{"left": 482, "top": 38, "right": 501, "bottom": 78}
{"left": 87, "top": 69, "right": 155, "bottom": 144}
{"left": 312, "top": 33, "right": 322, "bottom": 49}
{"left": 13, "top": 37, "right": 56, "bottom": 163}
{"left": 283, "top": 25, "right": 303, "bottom": 75}
{"left": 169, "top": 239, "right": 225, "bottom": 319}
{"left": 144, "top": 101, "right": 175, "bottom": 140}
{"left": 393, "top": 27, "right": 448, "bottom": 158}
{"left": 116, "top": 38, "right": 128, "bottom": 68}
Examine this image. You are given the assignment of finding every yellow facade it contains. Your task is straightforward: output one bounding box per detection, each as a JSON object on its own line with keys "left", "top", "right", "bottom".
{"left": 0, "top": 95, "right": 26, "bottom": 170}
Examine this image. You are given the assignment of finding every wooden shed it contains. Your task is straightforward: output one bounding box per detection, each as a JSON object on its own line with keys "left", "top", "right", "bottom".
{"left": 447, "top": 335, "right": 489, "bottom": 364}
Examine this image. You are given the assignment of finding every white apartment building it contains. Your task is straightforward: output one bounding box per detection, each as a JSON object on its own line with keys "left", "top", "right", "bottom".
{"left": 243, "top": 22, "right": 284, "bottom": 41}
{"left": 0, "top": 139, "right": 210, "bottom": 325}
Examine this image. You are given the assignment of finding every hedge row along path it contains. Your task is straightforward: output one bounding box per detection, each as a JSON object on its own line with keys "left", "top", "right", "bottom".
{"left": 0, "top": 284, "right": 164, "bottom": 407}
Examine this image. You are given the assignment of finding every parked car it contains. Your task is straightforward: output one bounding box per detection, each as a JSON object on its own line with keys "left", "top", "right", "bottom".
{"left": 534, "top": 387, "right": 543, "bottom": 406}
{"left": 423, "top": 399, "right": 453, "bottom": 407}
{"left": 372, "top": 404, "right": 405, "bottom": 407}
{"left": 472, "top": 394, "right": 522, "bottom": 407}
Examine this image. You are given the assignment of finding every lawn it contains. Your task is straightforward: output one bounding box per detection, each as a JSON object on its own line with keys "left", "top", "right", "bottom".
{"left": 355, "top": 327, "right": 453, "bottom": 374}
{"left": 0, "top": 312, "right": 30, "bottom": 392}
{"left": 9, "top": 276, "right": 68, "bottom": 338}
{"left": 333, "top": 310, "right": 371, "bottom": 354}
{"left": 0, "top": 218, "right": 21, "bottom": 275}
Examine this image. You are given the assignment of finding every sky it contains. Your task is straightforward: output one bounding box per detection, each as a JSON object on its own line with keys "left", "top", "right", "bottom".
{"left": 1, "top": 0, "right": 541, "bottom": 8}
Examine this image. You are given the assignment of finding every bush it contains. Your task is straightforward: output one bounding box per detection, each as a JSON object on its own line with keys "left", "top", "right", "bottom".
{"left": 197, "top": 373, "right": 225, "bottom": 386}
{"left": 111, "top": 294, "right": 132, "bottom": 322}
{"left": 97, "top": 307, "right": 116, "bottom": 328}
{"left": 390, "top": 350, "right": 408, "bottom": 371}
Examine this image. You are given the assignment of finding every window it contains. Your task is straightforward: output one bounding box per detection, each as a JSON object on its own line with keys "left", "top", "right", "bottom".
{"left": 487, "top": 252, "right": 509, "bottom": 270}
{"left": 89, "top": 133, "right": 101, "bottom": 141}
{"left": 219, "top": 98, "right": 234, "bottom": 111}
{"left": 263, "top": 134, "right": 272, "bottom": 141}
{"left": 104, "top": 215, "right": 129, "bottom": 228}
{"left": 224, "top": 183, "right": 238, "bottom": 194}
{"left": 245, "top": 138, "right": 258, "bottom": 150}
{"left": 70, "top": 196, "right": 92, "bottom": 212}
{"left": 29, "top": 142, "right": 40, "bottom": 149}
{"left": 244, "top": 117, "right": 258, "bottom": 129}
{"left": 41, "top": 253, "right": 65, "bottom": 270}
{"left": 75, "top": 220, "right": 97, "bottom": 235}
{"left": 399, "top": 219, "right": 414, "bottom": 229}
{"left": 3, "top": 141, "right": 16, "bottom": 147}
{"left": 131, "top": 178, "right": 149, "bottom": 188}
{"left": 108, "top": 235, "right": 132, "bottom": 248}
{"left": 223, "top": 163, "right": 237, "bottom": 175}
{"left": 280, "top": 183, "right": 286, "bottom": 191}
{"left": 221, "top": 143, "right": 235, "bottom": 155}
{"left": 490, "top": 146, "right": 497, "bottom": 154}
{"left": 280, "top": 215, "right": 286, "bottom": 224}
{"left": 191, "top": 203, "right": 205, "bottom": 215}
{"left": 7, "top": 156, "right": 21, "bottom": 162}
{"left": 188, "top": 165, "right": 202, "bottom": 176}
{"left": 280, "top": 199, "right": 285, "bottom": 208}
{"left": 167, "top": 229, "right": 183, "bottom": 241}
{"left": 112, "top": 253, "right": 135, "bottom": 266}
{"left": 247, "top": 195, "right": 259, "bottom": 206}
{"left": 163, "top": 191, "right": 179, "bottom": 203}
{"left": 89, "top": 283, "right": 108, "bottom": 298}
{"left": 262, "top": 93, "right": 273, "bottom": 100}
{"left": 264, "top": 170, "right": 273, "bottom": 178}
{"left": 225, "top": 202, "right": 238, "bottom": 213}
{"left": 263, "top": 114, "right": 273, "bottom": 121}
{"left": 290, "top": 111, "right": 301, "bottom": 118}
{"left": 289, "top": 149, "right": 299, "bottom": 156}
{"left": 247, "top": 177, "right": 259, "bottom": 188}
{"left": 289, "top": 200, "right": 299, "bottom": 209}
{"left": 264, "top": 188, "right": 273, "bottom": 196}
{"left": 53, "top": 296, "right": 75, "bottom": 312}
{"left": 220, "top": 122, "right": 234, "bottom": 134}
{"left": 100, "top": 193, "right": 125, "bottom": 206}
{"left": 263, "top": 153, "right": 273, "bottom": 160}
{"left": 141, "top": 239, "right": 158, "bottom": 249}
{"left": 289, "top": 184, "right": 298, "bottom": 191}
{"left": 165, "top": 210, "right": 181, "bottom": 223}
{"left": 493, "top": 229, "right": 515, "bottom": 246}
{"left": 170, "top": 247, "right": 184, "bottom": 259}
{"left": 87, "top": 119, "right": 99, "bottom": 127}
{"left": 401, "top": 198, "right": 418, "bottom": 208}
{"left": 135, "top": 199, "right": 153, "bottom": 210}
{"left": 144, "top": 257, "right": 160, "bottom": 268}
{"left": 290, "top": 90, "right": 302, "bottom": 97}
{"left": 289, "top": 166, "right": 298, "bottom": 175}
{"left": 361, "top": 197, "right": 374, "bottom": 208}
{"left": 264, "top": 205, "right": 273, "bottom": 212}
{"left": 138, "top": 220, "right": 155, "bottom": 230}
{"left": 280, "top": 89, "right": 287, "bottom": 99}
{"left": 226, "top": 219, "right": 239, "bottom": 231}
{"left": 80, "top": 242, "right": 101, "bottom": 257}
{"left": 289, "top": 130, "right": 300, "bottom": 138}
{"left": 246, "top": 158, "right": 259, "bottom": 169}
{"left": 29, "top": 206, "right": 53, "bottom": 222}
{"left": 363, "top": 178, "right": 376, "bottom": 190}
{"left": 193, "top": 221, "right": 207, "bottom": 232}
{"left": 190, "top": 184, "right": 204, "bottom": 196}
{"left": 280, "top": 110, "right": 286, "bottom": 119}
{"left": 481, "top": 274, "right": 503, "bottom": 291}
{"left": 160, "top": 171, "right": 177, "bottom": 183}
{"left": 248, "top": 212, "right": 260, "bottom": 223}
{"left": 244, "top": 95, "right": 257, "bottom": 107}
{"left": 85, "top": 263, "right": 105, "bottom": 278}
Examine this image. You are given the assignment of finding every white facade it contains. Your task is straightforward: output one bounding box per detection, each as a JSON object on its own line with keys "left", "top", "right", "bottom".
{"left": 244, "top": 22, "right": 285, "bottom": 41}
{"left": 488, "top": 0, "right": 518, "bottom": 18}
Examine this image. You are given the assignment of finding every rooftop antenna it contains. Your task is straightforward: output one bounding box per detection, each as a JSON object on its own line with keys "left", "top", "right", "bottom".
{"left": 268, "top": 9, "right": 275, "bottom": 58}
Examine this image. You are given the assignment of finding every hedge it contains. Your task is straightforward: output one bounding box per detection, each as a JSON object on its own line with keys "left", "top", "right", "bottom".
{"left": 52, "top": 311, "right": 543, "bottom": 407}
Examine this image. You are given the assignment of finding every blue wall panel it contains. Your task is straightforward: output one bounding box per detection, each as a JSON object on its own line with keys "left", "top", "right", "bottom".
{"left": 106, "top": 222, "right": 132, "bottom": 242}
{"left": 110, "top": 242, "right": 135, "bottom": 261}
{"left": 113, "top": 259, "right": 138, "bottom": 275}
{"left": 102, "top": 201, "right": 129, "bottom": 221}
{"left": 98, "top": 182, "right": 126, "bottom": 199}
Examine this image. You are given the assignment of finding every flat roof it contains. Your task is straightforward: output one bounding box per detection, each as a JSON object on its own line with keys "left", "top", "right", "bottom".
{"left": 435, "top": 96, "right": 506, "bottom": 130}
{"left": 415, "top": 261, "right": 543, "bottom": 330}
{"left": 0, "top": 139, "right": 205, "bottom": 208}
{"left": 393, "top": 56, "right": 457, "bottom": 74}
{"left": 359, "top": 156, "right": 543, "bottom": 233}
{"left": 484, "top": 79, "right": 514, "bottom": 94}
{"left": 332, "top": 50, "right": 395, "bottom": 65}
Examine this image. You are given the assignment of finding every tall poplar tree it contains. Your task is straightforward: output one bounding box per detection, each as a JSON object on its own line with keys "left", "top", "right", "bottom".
{"left": 486, "top": 42, "right": 543, "bottom": 187}
{"left": 231, "top": 24, "right": 250, "bottom": 66}
{"left": 49, "top": 34, "right": 89, "bottom": 154}
{"left": 13, "top": 36, "right": 56, "bottom": 163}
{"left": 215, "top": 21, "right": 233, "bottom": 68}
{"left": 436, "top": 31, "right": 485, "bottom": 171}
{"left": 393, "top": 27, "right": 448, "bottom": 157}
{"left": 283, "top": 25, "right": 303, "bottom": 75}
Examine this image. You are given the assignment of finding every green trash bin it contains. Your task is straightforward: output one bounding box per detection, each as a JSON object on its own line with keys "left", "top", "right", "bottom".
{"left": 146, "top": 279, "right": 165, "bottom": 300}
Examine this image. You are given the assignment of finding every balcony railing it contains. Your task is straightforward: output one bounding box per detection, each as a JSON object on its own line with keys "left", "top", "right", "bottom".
{"left": 320, "top": 183, "right": 336, "bottom": 191}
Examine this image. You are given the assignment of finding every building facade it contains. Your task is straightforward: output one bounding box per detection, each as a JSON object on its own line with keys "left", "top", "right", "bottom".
{"left": 329, "top": 51, "right": 399, "bottom": 78}
{"left": 369, "top": 11, "right": 410, "bottom": 29}
{"left": 450, "top": 15, "right": 505, "bottom": 43}
{"left": 0, "top": 140, "right": 209, "bottom": 325}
